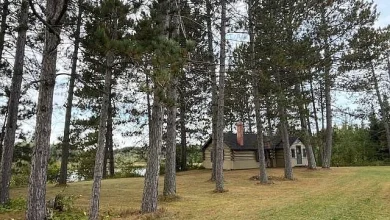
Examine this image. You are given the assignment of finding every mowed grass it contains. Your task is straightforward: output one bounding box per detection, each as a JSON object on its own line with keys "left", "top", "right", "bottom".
{"left": 2, "top": 166, "right": 390, "bottom": 219}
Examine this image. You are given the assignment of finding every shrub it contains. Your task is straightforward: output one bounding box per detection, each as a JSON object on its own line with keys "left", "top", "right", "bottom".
{"left": 47, "top": 162, "right": 61, "bottom": 183}
{"left": 0, "top": 197, "right": 26, "bottom": 213}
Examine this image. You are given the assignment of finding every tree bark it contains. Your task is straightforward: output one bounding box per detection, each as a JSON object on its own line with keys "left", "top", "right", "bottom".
{"left": 89, "top": 51, "right": 113, "bottom": 220}
{"left": 26, "top": 0, "right": 67, "bottom": 218}
{"left": 59, "top": 0, "right": 83, "bottom": 185}
{"left": 215, "top": 0, "right": 226, "bottom": 192}
{"left": 107, "top": 102, "right": 114, "bottom": 177}
{"left": 322, "top": 43, "right": 333, "bottom": 168}
{"left": 248, "top": 0, "right": 268, "bottom": 184}
{"left": 276, "top": 71, "right": 293, "bottom": 180}
{"left": 162, "top": 0, "right": 179, "bottom": 197}
{"left": 179, "top": 87, "right": 187, "bottom": 171}
{"left": 0, "top": 0, "right": 28, "bottom": 205}
{"left": 266, "top": 96, "right": 273, "bottom": 137}
{"left": 103, "top": 142, "right": 108, "bottom": 178}
{"left": 0, "top": 0, "right": 9, "bottom": 61}
{"left": 295, "top": 84, "right": 317, "bottom": 169}
{"left": 0, "top": 113, "right": 5, "bottom": 163}
{"left": 371, "top": 63, "right": 390, "bottom": 154}
{"left": 309, "top": 77, "right": 322, "bottom": 164}
{"left": 163, "top": 78, "right": 177, "bottom": 196}
{"left": 205, "top": 0, "right": 217, "bottom": 182}
{"left": 141, "top": 90, "right": 163, "bottom": 213}
{"left": 320, "top": 7, "right": 333, "bottom": 168}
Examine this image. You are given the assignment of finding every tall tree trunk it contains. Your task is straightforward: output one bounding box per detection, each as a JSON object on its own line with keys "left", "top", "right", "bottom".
{"left": 103, "top": 143, "right": 108, "bottom": 178}
{"left": 295, "top": 84, "right": 317, "bottom": 169}
{"left": 371, "top": 63, "right": 390, "bottom": 154}
{"left": 107, "top": 102, "right": 114, "bottom": 177}
{"left": 247, "top": 108, "right": 253, "bottom": 133}
{"left": 59, "top": 0, "right": 83, "bottom": 185}
{"left": 215, "top": 0, "right": 226, "bottom": 192}
{"left": 103, "top": 92, "right": 113, "bottom": 179}
{"left": 163, "top": 78, "right": 177, "bottom": 196}
{"left": 309, "top": 77, "right": 322, "bottom": 164}
{"left": 0, "top": 0, "right": 9, "bottom": 61}
{"left": 322, "top": 42, "right": 333, "bottom": 169}
{"left": 266, "top": 96, "right": 273, "bottom": 137}
{"left": 0, "top": 112, "right": 6, "bottom": 163}
{"left": 276, "top": 71, "right": 293, "bottom": 180}
{"left": 0, "top": 0, "right": 28, "bottom": 205}
{"left": 141, "top": 90, "right": 163, "bottom": 213}
{"left": 248, "top": 0, "right": 268, "bottom": 184}
{"left": 26, "top": 0, "right": 67, "bottom": 218}
{"left": 145, "top": 68, "right": 152, "bottom": 142}
{"left": 89, "top": 51, "right": 113, "bottom": 220}
{"left": 180, "top": 87, "right": 187, "bottom": 171}
{"left": 163, "top": 0, "right": 179, "bottom": 197}
{"left": 206, "top": 0, "right": 217, "bottom": 181}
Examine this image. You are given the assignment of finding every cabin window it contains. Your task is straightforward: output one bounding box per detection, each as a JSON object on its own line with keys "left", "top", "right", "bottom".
{"left": 303, "top": 149, "right": 307, "bottom": 157}
{"left": 291, "top": 149, "right": 296, "bottom": 158}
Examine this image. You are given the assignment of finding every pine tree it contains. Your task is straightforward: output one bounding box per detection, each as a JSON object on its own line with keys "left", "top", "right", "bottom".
{"left": 0, "top": 0, "right": 28, "bottom": 204}
{"left": 58, "top": 0, "right": 84, "bottom": 186}
{"left": 26, "top": 0, "right": 69, "bottom": 218}
{"left": 215, "top": 0, "right": 227, "bottom": 192}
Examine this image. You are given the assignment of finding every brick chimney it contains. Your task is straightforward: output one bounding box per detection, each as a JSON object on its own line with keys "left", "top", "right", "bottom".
{"left": 236, "top": 121, "right": 244, "bottom": 146}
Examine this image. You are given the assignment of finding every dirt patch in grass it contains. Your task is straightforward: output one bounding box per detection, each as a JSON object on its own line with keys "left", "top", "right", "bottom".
{"left": 158, "top": 195, "right": 181, "bottom": 202}
{"left": 112, "top": 207, "right": 174, "bottom": 220}
{"left": 249, "top": 175, "right": 294, "bottom": 181}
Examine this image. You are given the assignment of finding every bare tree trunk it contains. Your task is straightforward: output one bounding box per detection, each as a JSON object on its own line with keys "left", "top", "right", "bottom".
{"left": 180, "top": 88, "right": 187, "bottom": 171}
{"left": 162, "top": 0, "right": 179, "bottom": 197}
{"left": 215, "top": 0, "right": 226, "bottom": 192}
{"left": 141, "top": 90, "right": 163, "bottom": 213}
{"left": 0, "top": 0, "right": 28, "bottom": 205}
{"left": 276, "top": 71, "right": 293, "bottom": 180}
{"left": 103, "top": 94, "right": 113, "bottom": 178}
{"left": 26, "top": 0, "right": 67, "bottom": 218}
{"left": 266, "top": 96, "right": 273, "bottom": 137}
{"left": 295, "top": 84, "right": 317, "bottom": 169}
{"left": 89, "top": 51, "right": 113, "bottom": 220}
{"left": 322, "top": 44, "right": 333, "bottom": 168}
{"left": 163, "top": 78, "right": 177, "bottom": 196}
{"left": 107, "top": 103, "right": 114, "bottom": 177}
{"left": 371, "top": 63, "right": 390, "bottom": 154}
{"left": 248, "top": 0, "right": 268, "bottom": 184}
{"left": 247, "top": 109, "right": 253, "bottom": 133}
{"left": 145, "top": 69, "right": 152, "bottom": 139}
{"left": 309, "top": 77, "right": 322, "bottom": 164}
{"left": 206, "top": 0, "right": 217, "bottom": 181}
{"left": 0, "top": 112, "right": 6, "bottom": 163}
{"left": 59, "top": 0, "right": 83, "bottom": 185}
{"left": 0, "top": 0, "right": 9, "bottom": 61}
{"left": 103, "top": 142, "right": 108, "bottom": 178}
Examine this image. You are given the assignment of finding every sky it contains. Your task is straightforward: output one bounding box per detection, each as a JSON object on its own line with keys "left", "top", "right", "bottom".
{"left": 6, "top": 0, "right": 390, "bottom": 148}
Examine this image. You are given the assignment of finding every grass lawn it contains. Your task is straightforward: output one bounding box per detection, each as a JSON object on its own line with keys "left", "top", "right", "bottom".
{"left": 1, "top": 166, "right": 390, "bottom": 219}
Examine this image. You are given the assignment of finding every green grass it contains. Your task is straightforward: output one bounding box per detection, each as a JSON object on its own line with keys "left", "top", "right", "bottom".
{"left": 1, "top": 167, "right": 390, "bottom": 219}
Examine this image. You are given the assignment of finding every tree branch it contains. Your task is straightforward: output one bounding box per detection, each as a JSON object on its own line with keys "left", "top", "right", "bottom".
{"left": 55, "top": 0, "right": 70, "bottom": 25}
{"left": 28, "top": 0, "right": 60, "bottom": 40}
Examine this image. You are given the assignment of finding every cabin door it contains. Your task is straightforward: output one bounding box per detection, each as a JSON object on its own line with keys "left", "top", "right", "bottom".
{"left": 296, "top": 146, "right": 302, "bottom": 165}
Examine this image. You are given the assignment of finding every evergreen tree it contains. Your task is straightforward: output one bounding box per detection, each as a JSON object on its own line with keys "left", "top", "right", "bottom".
{"left": 0, "top": 0, "right": 28, "bottom": 204}
{"left": 26, "top": 0, "right": 69, "bottom": 218}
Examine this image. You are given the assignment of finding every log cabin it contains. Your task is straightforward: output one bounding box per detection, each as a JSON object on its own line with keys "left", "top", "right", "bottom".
{"left": 201, "top": 122, "right": 308, "bottom": 170}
